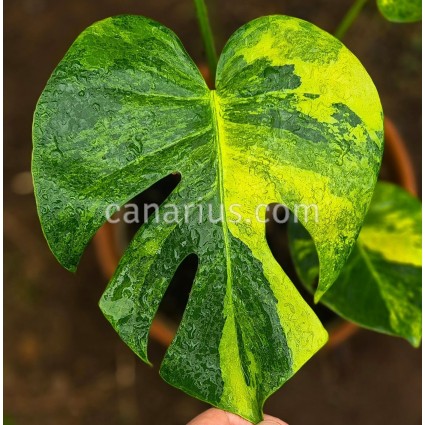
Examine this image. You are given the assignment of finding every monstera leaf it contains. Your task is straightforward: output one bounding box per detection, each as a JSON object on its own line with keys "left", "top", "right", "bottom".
{"left": 32, "top": 15, "right": 383, "bottom": 422}
{"left": 289, "top": 182, "right": 422, "bottom": 347}
{"left": 377, "top": 0, "right": 421, "bottom": 22}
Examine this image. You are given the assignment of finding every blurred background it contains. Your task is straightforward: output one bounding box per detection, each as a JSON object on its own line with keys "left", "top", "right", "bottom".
{"left": 4, "top": 0, "right": 421, "bottom": 424}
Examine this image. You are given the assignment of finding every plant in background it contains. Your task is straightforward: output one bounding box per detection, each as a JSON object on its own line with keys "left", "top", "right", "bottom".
{"left": 377, "top": 0, "right": 421, "bottom": 22}
{"left": 335, "top": 0, "right": 421, "bottom": 39}
{"left": 289, "top": 182, "right": 421, "bottom": 347}
{"left": 32, "top": 0, "right": 421, "bottom": 423}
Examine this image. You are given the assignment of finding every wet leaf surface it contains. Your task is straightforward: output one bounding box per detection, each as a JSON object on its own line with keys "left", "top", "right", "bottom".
{"left": 32, "top": 15, "right": 383, "bottom": 421}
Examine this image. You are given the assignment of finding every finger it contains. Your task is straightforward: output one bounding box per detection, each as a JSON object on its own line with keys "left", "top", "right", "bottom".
{"left": 187, "top": 408, "right": 288, "bottom": 425}
{"left": 187, "top": 408, "right": 253, "bottom": 425}
{"left": 260, "top": 415, "right": 289, "bottom": 425}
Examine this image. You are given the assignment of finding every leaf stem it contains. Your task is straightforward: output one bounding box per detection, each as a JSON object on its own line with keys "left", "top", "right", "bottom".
{"left": 193, "top": 0, "right": 218, "bottom": 79}
{"left": 334, "top": 0, "right": 369, "bottom": 40}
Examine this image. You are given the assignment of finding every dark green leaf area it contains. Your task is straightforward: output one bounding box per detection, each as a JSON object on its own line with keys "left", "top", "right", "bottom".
{"left": 219, "top": 57, "right": 301, "bottom": 97}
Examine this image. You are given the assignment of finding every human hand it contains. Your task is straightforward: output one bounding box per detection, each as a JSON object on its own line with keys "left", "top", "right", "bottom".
{"left": 187, "top": 408, "right": 288, "bottom": 425}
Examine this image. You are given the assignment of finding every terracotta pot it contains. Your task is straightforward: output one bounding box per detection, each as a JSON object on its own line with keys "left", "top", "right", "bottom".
{"left": 383, "top": 117, "right": 417, "bottom": 196}
{"left": 93, "top": 63, "right": 417, "bottom": 349}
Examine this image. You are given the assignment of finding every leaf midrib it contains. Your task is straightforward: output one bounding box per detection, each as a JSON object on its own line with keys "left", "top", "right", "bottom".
{"left": 210, "top": 88, "right": 247, "bottom": 403}
{"left": 210, "top": 90, "right": 257, "bottom": 403}
{"left": 210, "top": 90, "right": 233, "bottom": 288}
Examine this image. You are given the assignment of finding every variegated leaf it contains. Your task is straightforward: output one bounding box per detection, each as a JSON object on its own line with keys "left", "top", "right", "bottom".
{"left": 32, "top": 15, "right": 383, "bottom": 422}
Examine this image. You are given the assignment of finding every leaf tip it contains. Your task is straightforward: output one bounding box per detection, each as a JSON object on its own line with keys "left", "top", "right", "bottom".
{"left": 408, "top": 335, "right": 422, "bottom": 349}
{"left": 63, "top": 262, "right": 78, "bottom": 274}
{"left": 313, "top": 290, "right": 324, "bottom": 304}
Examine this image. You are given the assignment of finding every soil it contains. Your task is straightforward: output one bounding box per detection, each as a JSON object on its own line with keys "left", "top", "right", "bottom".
{"left": 4, "top": 1, "right": 421, "bottom": 424}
